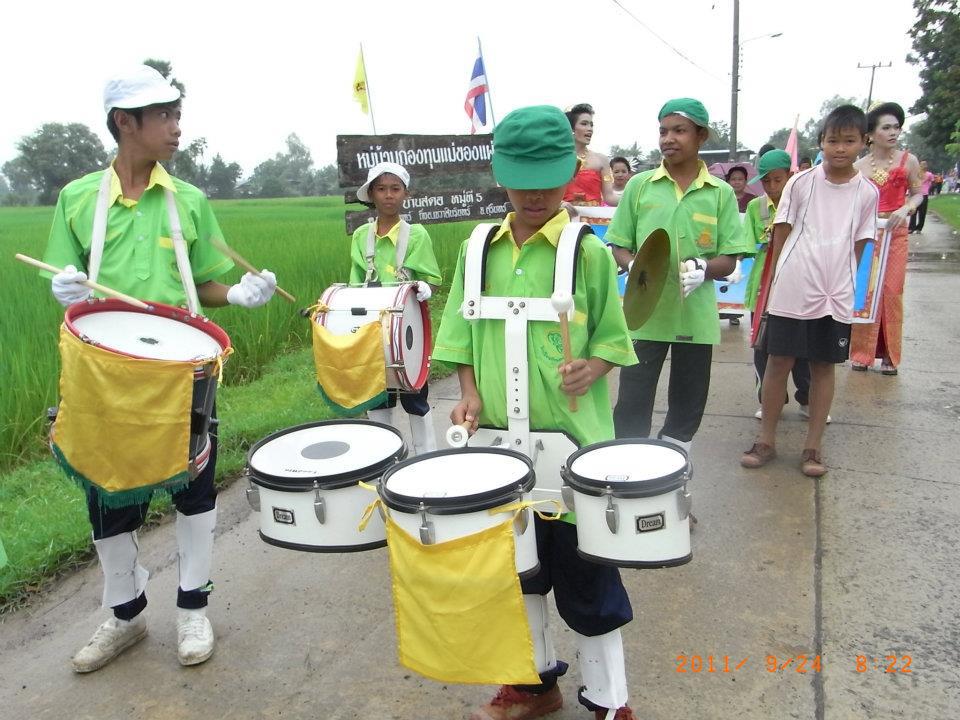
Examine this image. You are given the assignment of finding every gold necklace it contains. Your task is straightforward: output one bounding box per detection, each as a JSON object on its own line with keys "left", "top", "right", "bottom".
{"left": 869, "top": 151, "right": 895, "bottom": 185}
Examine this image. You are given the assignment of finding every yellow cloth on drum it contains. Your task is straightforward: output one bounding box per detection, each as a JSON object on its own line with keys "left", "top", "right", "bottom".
{"left": 386, "top": 514, "right": 539, "bottom": 685}
{"left": 311, "top": 315, "right": 387, "bottom": 415}
{"left": 51, "top": 326, "right": 195, "bottom": 507}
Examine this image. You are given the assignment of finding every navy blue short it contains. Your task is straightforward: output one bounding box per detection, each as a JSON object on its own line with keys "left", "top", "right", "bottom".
{"left": 375, "top": 382, "right": 430, "bottom": 416}
{"left": 764, "top": 314, "right": 851, "bottom": 364}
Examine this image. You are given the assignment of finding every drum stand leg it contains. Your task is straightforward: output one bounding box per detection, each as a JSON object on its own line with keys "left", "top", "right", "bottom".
{"left": 574, "top": 628, "right": 629, "bottom": 714}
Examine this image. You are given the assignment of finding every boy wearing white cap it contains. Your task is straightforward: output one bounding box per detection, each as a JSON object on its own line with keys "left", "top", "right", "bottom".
{"left": 349, "top": 162, "right": 442, "bottom": 454}
{"left": 43, "top": 64, "right": 277, "bottom": 672}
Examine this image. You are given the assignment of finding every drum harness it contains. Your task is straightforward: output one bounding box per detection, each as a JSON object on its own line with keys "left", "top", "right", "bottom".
{"left": 364, "top": 218, "right": 413, "bottom": 285}
{"left": 460, "top": 220, "right": 589, "bottom": 461}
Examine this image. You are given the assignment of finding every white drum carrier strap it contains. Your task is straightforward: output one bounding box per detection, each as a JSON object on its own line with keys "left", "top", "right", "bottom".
{"left": 365, "top": 219, "right": 412, "bottom": 283}
{"left": 88, "top": 165, "right": 201, "bottom": 314}
{"left": 461, "top": 221, "right": 588, "bottom": 455}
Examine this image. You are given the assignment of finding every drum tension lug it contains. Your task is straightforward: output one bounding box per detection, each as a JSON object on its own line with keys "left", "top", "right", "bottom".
{"left": 313, "top": 481, "right": 325, "bottom": 524}
{"left": 560, "top": 484, "right": 576, "bottom": 512}
{"left": 678, "top": 487, "right": 693, "bottom": 521}
{"left": 246, "top": 481, "right": 260, "bottom": 512}
{"left": 604, "top": 487, "right": 619, "bottom": 534}
{"left": 530, "top": 438, "right": 545, "bottom": 465}
{"left": 513, "top": 491, "right": 529, "bottom": 535}
{"left": 418, "top": 502, "right": 435, "bottom": 545}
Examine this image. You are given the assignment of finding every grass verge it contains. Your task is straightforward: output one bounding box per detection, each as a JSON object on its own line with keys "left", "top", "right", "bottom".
{"left": 929, "top": 194, "right": 960, "bottom": 231}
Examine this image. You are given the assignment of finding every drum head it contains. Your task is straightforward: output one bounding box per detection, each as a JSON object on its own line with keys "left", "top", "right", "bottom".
{"left": 382, "top": 448, "right": 533, "bottom": 513}
{"left": 70, "top": 309, "right": 224, "bottom": 361}
{"left": 248, "top": 421, "right": 405, "bottom": 489}
{"left": 566, "top": 439, "right": 688, "bottom": 497}
{"left": 393, "top": 285, "right": 430, "bottom": 389}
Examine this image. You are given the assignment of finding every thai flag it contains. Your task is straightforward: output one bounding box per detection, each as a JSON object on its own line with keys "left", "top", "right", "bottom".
{"left": 464, "top": 56, "right": 489, "bottom": 134}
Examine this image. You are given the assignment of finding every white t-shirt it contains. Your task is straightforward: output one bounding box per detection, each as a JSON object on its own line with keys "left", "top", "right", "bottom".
{"left": 767, "top": 166, "right": 878, "bottom": 323}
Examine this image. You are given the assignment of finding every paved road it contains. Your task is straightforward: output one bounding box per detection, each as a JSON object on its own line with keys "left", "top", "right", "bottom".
{"left": 2, "top": 216, "right": 958, "bottom": 720}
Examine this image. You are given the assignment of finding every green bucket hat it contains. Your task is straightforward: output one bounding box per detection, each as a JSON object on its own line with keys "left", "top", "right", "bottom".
{"left": 751, "top": 149, "right": 792, "bottom": 183}
{"left": 658, "top": 98, "right": 710, "bottom": 128}
{"left": 492, "top": 105, "right": 576, "bottom": 190}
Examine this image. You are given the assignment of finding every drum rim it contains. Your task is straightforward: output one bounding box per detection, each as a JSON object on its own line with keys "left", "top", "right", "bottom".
{"left": 392, "top": 283, "right": 432, "bottom": 391}
{"left": 380, "top": 447, "right": 535, "bottom": 515}
{"left": 246, "top": 420, "right": 408, "bottom": 490}
{"left": 64, "top": 298, "right": 231, "bottom": 361}
{"left": 562, "top": 438, "right": 690, "bottom": 498}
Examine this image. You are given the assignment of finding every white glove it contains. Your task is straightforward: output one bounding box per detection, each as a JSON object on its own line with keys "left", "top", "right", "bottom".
{"left": 723, "top": 259, "right": 743, "bottom": 285}
{"left": 227, "top": 270, "right": 277, "bottom": 308}
{"left": 680, "top": 258, "right": 707, "bottom": 298}
{"left": 51, "top": 265, "right": 93, "bottom": 306}
{"left": 415, "top": 281, "right": 432, "bottom": 302}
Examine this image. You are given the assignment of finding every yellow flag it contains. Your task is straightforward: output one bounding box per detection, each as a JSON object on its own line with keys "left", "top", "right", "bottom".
{"left": 353, "top": 50, "right": 369, "bottom": 114}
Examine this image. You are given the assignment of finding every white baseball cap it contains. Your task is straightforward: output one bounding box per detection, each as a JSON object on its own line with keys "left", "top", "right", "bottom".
{"left": 356, "top": 162, "right": 410, "bottom": 202}
{"left": 103, "top": 65, "right": 181, "bottom": 114}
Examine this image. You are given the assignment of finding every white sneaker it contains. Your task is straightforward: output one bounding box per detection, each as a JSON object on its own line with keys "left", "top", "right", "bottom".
{"left": 754, "top": 408, "right": 763, "bottom": 420}
{"left": 799, "top": 405, "right": 832, "bottom": 424}
{"left": 177, "top": 608, "right": 215, "bottom": 666}
{"left": 71, "top": 615, "right": 147, "bottom": 673}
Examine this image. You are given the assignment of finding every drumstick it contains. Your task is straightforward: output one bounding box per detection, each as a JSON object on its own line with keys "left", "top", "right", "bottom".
{"left": 210, "top": 238, "right": 296, "bottom": 303}
{"left": 550, "top": 292, "right": 578, "bottom": 412}
{"left": 445, "top": 421, "right": 473, "bottom": 448}
{"left": 15, "top": 254, "right": 152, "bottom": 310}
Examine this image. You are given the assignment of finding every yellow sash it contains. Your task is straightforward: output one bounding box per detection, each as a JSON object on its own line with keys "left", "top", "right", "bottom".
{"left": 385, "top": 514, "right": 539, "bottom": 685}
{"left": 311, "top": 311, "right": 388, "bottom": 414}
{"left": 51, "top": 326, "right": 196, "bottom": 507}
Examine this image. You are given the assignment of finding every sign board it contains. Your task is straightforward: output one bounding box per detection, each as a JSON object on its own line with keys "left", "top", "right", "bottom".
{"left": 337, "top": 134, "right": 494, "bottom": 187}
{"left": 344, "top": 187, "right": 509, "bottom": 234}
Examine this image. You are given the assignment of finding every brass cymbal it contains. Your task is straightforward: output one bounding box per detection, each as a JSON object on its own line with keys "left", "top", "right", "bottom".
{"left": 622, "top": 228, "right": 671, "bottom": 330}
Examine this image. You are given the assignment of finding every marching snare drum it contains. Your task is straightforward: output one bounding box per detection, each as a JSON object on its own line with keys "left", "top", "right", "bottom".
{"left": 561, "top": 439, "right": 692, "bottom": 568}
{"left": 379, "top": 448, "right": 539, "bottom": 578}
{"left": 246, "top": 420, "right": 406, "bottom": 552}
{"left": 64, "top": 298, "right": 230, "bottom": 476}
{"left": 316, "top": 283, "right": 430, "bottom": 391}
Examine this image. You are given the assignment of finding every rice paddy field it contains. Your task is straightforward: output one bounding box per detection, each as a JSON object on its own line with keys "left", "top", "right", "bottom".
{"left": 0, "top": 196, "right": 472, "bottom": 606}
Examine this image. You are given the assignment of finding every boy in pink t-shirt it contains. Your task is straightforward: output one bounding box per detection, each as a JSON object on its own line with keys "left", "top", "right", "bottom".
{"left": 741, "top": 105, "right": 878, "bottom": 477}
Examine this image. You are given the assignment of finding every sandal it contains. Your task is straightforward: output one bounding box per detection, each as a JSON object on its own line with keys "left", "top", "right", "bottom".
{"left": 741, "top": 442, "right": 776, "bottom": 469}
{"left": 851, "top": 362, "right": 868, "bottom": 372}
{"left": 800, "top": 449, "right": 827, "bottom": 477}
{"left": 880, "top": 363, "right": 898, "bottom": 376}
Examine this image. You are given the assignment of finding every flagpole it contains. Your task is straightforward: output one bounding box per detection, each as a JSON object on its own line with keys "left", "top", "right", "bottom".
{"left": 477, "top": 36, "right": 496, "bottom": 129}
{"left": 361, "top": 43, "right": 378, "bottom": 135}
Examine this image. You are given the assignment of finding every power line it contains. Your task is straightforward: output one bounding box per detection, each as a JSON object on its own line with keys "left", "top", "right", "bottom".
{"left": 610, "top": 0, "right": 725, "bottom": 82}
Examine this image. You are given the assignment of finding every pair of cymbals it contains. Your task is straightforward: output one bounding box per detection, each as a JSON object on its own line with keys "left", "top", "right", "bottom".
{"left": 622, "top": 228, "right": 671, "bottom": 330}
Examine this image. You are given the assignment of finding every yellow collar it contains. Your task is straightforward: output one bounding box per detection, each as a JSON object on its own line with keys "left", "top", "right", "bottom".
{"left": 374, "top": 219, "right": 402, "bottom": 244}
{"left": 492, "top": 210, "right": 568, "bottom": 248}
{"left": 651, "top": 160, "right": 719, "bottom": 191}
{"left": 108, "top": 162, "right": 177, "bottom": 207}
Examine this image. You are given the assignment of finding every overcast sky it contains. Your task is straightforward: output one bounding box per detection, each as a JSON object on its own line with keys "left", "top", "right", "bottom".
{"left": 2, "top": 0, "right": 923, "bottom": 178}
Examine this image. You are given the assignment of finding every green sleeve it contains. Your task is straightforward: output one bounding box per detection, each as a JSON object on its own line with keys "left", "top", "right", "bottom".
{"left": 41, "top": 192, "right": 85, "bottom": 278}
{"left": 403, "top": 224, "right": 442, "bottom": 285}
{"left": 189, "top": 196, "right": 234, "bottom": 284}
{"left": 605, "top": 177, "right": 640, "bottom": 250}
{"left": 584, "top": 239, "right": 638, "bottom": 368}
{"left": 348, "top": 225, "right": 368, "bottom": 285}
{"left": 741, "top": 200, "right": 763, "bottom": 258}
{"left": 432, "top": 239, "right": 473, "bottom": 366}
{"left": 715, "top": 185, "right": 752, "bottom": 256}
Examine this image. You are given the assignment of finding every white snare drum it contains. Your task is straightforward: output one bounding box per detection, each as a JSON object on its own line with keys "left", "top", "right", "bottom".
{"left": 463, "top": 429, "right": 579, "bottom": 513}
{"left": 316, "top": 283, "right": 430, "bottom": 391}
{"left": 561, "top": 439, "right": 692, "bottom": 568}
{"left": 64, "top": 298, "right": 230, "bottom": 477}
{"left": 379, "top": 448, "right": 539, "bottom": 578}
{"left": 246, "top": 420, "right": 407, "bottom": 552}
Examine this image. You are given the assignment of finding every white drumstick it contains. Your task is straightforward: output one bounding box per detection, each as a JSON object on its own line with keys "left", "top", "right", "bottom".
{"left": 15, "top": 253, "right": 152, "bottom": 310}
{"left": 446, "top": 421, "right": 472, "bottom": 448}
{"left": 550, "top": 291, "right": 577, "bottom": 413}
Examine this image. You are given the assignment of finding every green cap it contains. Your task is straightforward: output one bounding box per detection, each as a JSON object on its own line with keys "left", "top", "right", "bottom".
{"left": 658, "top": 98, "right": 710, "bottom": 128}
{"left": 752, "top": 149, "right": 792, "bottom": 183}
{"left": 492, "top": 105, "right": 576, "bottom": 190}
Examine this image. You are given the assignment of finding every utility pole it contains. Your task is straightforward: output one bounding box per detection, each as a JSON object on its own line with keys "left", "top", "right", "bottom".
{"left": 857, "top": 61, "right": 892, "bottom": 109}
{"left": 729, "top": 0, "right": 740, "bottom": 161}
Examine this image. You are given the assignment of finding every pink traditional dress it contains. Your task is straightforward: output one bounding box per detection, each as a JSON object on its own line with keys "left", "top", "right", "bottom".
{"left": 850, "top": 151, "right": 910, "bottom": 368}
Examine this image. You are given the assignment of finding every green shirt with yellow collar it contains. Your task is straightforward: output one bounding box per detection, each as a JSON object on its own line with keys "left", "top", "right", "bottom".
{"left": 742, "top": 193, "right": 775, "bottom": 311}
{"left": 43, "top": 163, "right": 233, "bottom": 307}
{"left": 348, "top": 220, "right": 442, "bottom": 286}
{"left": 433, "top": 210, "right": 636, "bottom": 447}
{"left": 606, "top": 161, "right": 751, "bottom": 344}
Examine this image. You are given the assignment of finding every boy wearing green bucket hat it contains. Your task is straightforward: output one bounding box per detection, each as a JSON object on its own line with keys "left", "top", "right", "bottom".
{"left": 434, "top": 105, "right": 639, "bottom": 720}
{"left": 607, "top": 98, "right": 752, "bottom": 458}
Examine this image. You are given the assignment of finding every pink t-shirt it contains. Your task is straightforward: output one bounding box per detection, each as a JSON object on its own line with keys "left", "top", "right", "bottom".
{"left": 767, "top": 166, "right": 878, "bottom": 323}
{"left": 921, "top": 171, "right": 934, "bottom": 195}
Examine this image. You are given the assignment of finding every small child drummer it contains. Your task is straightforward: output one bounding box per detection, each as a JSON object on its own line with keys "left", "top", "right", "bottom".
{"left": 434, "top": 105, "right": 640, "bottom": 720}
{"left": 349, "top": 162, "right": 442, "bottom": 455}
